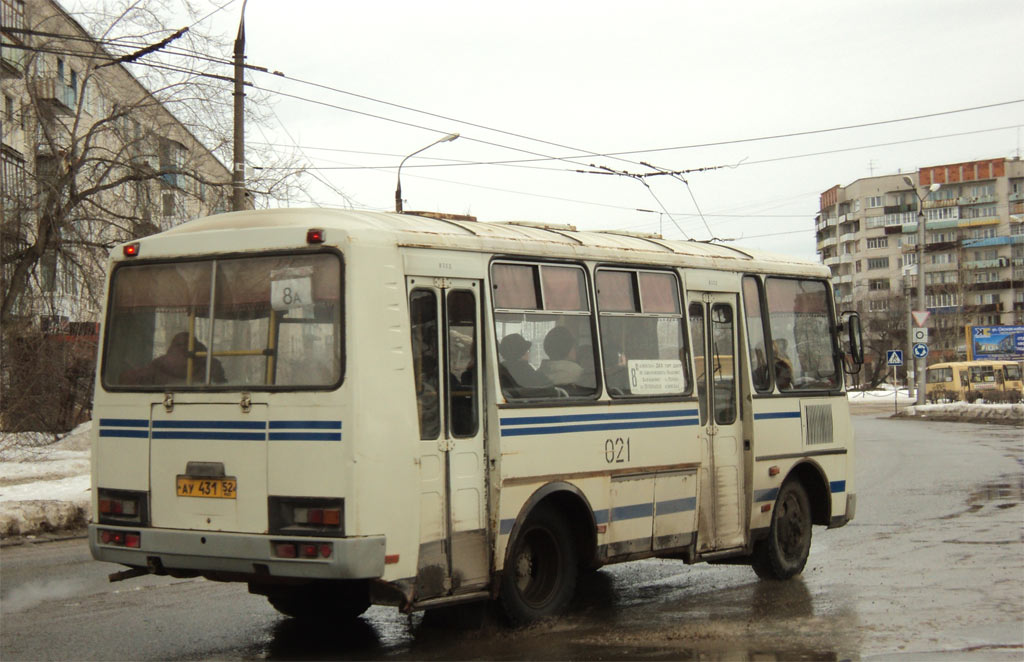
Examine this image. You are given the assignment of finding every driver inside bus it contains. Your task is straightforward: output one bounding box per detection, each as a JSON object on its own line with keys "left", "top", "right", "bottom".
{"left": 121, "top": 331, "right": 226, "bottom": 385}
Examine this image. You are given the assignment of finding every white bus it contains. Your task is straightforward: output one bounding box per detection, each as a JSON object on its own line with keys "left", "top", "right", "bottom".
{"left": 90, "top": 209, "right": 863, "bottom": 624}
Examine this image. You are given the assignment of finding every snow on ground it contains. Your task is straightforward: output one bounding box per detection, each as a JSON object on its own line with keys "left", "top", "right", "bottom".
{"left": 0, "top": 393, "right": 1019, "bottom": 540}
{"left": 0, "top": 422, "right": 92, "bottom": 539}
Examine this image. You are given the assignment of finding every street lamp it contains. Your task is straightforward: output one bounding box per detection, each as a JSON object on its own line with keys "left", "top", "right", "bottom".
{"left": 902, "top": 175, "right": 941, "bottom": 405}
{"left": 395, "top": 133, "right": 459, "bottom": 213}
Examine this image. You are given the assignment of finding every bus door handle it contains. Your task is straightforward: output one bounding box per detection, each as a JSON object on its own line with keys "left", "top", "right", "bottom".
{"left": 438, "top": 438, "right": 455, "bottom": 452}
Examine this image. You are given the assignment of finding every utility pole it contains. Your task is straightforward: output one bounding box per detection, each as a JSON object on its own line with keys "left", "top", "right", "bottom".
{"left": 232, "top": 2, "right": 247, "bottom": 211}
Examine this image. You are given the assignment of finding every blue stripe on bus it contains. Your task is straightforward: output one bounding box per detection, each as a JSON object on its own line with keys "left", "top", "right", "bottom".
{"left": 100, "top": 420, "right": 343, "bottom": 441}
{"left": 753, "top": 411, "right": 801, "bottom": 420}
{"left": 98, "top": 418, "right": 148, "bottom": 427}
{"left": 152, "top": 430, "right": 266, "bottom": 441}
{"left": 498, "top": 497, "right": 697, "bottom": 535}
{"left": 269, "top": 421, "right": 342, "bottom": 430}
{"left": 268, "top": 432, "right": 342, "bottom": 442}
{"left": 98, "top": 429, "right": 149, "bottom": 438}
{"left": 830, "top": 480, "right": 846, "bottom": 493}
{"left": 500, "top": 417, "right": 698, "bottom": 438}
{"left": 656, "top": 497, "right": 697, "bottom": 515}
{"left": 754, "top": 488, "right": 779, "bottom": 503}
{"left": 153, "top": 420, "right": 267, "bottom": 430}
{"left": 501, "top": 409, "right": 699, "bottom": 426}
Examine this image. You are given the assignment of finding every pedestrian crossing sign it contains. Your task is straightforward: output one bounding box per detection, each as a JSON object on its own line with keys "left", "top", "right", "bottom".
{"left": 886, "top": 350, "right": 903, "bottom": 366}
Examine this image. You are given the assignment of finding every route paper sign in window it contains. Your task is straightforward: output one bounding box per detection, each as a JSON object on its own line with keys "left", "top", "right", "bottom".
{"left": 627, "top": 359, "right": 686, "bottom": 395}
{"left": 271, "top": 266, "right": 314, "bottom": 318}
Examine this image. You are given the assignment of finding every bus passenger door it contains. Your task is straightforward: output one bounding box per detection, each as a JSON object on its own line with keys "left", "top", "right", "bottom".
{"left": 408, "top": 277, "right": 489, "bottom": 600}
{"left": 687, "top": 292, "right": 747, "bottom": 552}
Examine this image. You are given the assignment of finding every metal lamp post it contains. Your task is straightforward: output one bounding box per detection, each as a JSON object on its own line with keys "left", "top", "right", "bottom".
{"left": 395, "top": 133, "right": 459, "bottom": 213}
{"left": 902, "top": 175, "right": 941, "bottom": 405}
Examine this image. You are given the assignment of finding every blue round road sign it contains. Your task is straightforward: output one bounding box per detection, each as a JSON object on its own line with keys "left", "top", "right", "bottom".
{"left": 912, "top": 343, "right": 929, "bottom": 358}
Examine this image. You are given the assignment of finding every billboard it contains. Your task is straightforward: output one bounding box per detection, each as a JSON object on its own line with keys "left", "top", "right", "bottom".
{"left": 971, "top": 325, "right": 1024, "bottom": 360}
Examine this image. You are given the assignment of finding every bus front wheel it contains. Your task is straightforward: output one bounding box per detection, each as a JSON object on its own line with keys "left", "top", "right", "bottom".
{"left": 752, "top": 480, "right": 812, "bottom": 580}
{"left": 500, "top": 506, "right": 578, "bottom": 624}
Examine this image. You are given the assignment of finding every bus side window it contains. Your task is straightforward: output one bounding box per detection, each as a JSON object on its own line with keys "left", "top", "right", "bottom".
{"left": 492, "top": 262, "right": 598, "bottom": 400}
{"left": 596, "top": 268, "right": 689, "bottom": 399}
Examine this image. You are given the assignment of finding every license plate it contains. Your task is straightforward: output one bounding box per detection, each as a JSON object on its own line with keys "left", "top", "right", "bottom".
{"left": 176, "top": 476, "right": 237, "bottom": 499}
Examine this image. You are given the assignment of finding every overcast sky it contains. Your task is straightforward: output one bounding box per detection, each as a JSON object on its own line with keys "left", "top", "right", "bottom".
{"left": 197, "top": 0, "right": 1022, "bottom": 260}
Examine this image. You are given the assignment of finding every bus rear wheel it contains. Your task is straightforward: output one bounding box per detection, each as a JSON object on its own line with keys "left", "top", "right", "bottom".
{"left": 500, "top": 506, "right": 578, "bottom": 625}
{"left": 260, "top": 580, "right": 370, "bottom": 622}
{"left": 752, "top": 480, "right": 812, "bottom": 580}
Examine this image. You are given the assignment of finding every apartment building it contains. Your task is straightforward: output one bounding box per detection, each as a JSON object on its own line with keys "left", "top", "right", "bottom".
{"left": 1, "top": 0, "right": 235, "bottom": 430}
{"left": 1, "top": 0, "right": 234, "bottom": 330}
{"left": 817, "top": 157, "right": 1024, "bottom": 366}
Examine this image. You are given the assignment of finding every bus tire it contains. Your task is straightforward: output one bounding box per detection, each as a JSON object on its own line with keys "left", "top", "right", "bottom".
{"left": 264, "top": 581, "right": 370, "bottom": 622}
{"left": 500, "top": 505, "right": 578, "bottom": 625}
{"left": 752, "top": 480, "right": 812, "bottom": 580}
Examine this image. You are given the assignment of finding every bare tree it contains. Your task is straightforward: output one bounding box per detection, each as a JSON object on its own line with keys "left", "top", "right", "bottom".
{"left": 1, "top": 0, "right": 309, "bottom": 431}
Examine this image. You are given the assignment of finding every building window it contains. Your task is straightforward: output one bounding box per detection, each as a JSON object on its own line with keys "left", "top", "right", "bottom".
{"left": 159, "top": 139, "right": 186, "bottom": 188}
{"left": 867, "top": 196, "right": 883, "bottom": 208}
{"left": 867, "top": 257, "right": 889, "bottom": 270}
{"left": 868, "top": 279, "right": 890, "bottom": 291}
{"left": 866, "top": 237, "right": 888, "bottom": 249}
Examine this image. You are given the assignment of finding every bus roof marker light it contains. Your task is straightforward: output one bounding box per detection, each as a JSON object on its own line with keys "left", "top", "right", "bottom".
{"left": 307, "top": 228, "right": 325, "bottom": 244}
{"left": 123, "top": 242, "right": 140, "bottom": 257}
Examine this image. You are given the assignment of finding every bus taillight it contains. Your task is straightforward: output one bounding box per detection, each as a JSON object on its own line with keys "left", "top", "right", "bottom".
{"left": 98, "top": 489, "right": 149, "bottom": 526}
{"left": 99, "top": 528, "right": 141, "bottom": 548}
{"left": 268, "top": 497, "right": 344, "bottom": 535}
{"left": 271, "top": 541, "right": 333, "bottom": 559}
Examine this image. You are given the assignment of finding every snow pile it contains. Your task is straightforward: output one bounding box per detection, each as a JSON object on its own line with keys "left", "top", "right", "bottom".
{"left": 0, "top": 422, "right": 92, "bottom": 539}
{"left": 904, "top": 401, "right": 1024, "bottom": 423}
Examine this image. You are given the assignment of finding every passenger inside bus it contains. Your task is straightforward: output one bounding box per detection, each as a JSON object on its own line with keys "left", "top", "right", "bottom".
{"left": 539, "top": 326, "right": 583, "bottom": 385}
{"left": 121, "top": 331, "right": 226, "bottom": 386}
{"left": 499, "top": 333, "right": 552, "bottom": 395}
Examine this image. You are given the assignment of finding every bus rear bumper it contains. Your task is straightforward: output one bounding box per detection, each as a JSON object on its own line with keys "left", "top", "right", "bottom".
{"left": 88, "top": 524, "right": 386, "bottom": 580}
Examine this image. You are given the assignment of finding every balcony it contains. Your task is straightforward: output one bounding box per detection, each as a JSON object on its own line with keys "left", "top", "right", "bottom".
{"left": 923, "top": 198, "right": 957, "bottom": 209}
{"left": 966, "top": 280, "right": 1011, "bottom": 292}
{"left": 884, "top": 202, "right": 917, "bottom": 215}
{"left": 838, "top": 232, "right": 857, "bottom": 244}
{"left": 1, "top": 33, "right": 26, "bottom": 78}
{"left": 963, "top": 258, "right": 1009, "bottom": 270}
{"left": 958, "top": 195, "right": 997, "bottom": 206}
{"left": 1, "top": 0, "right": 26, "bottom": 35}
{"left": 824, "top": 255, "right": 839, "bottom": 267}
{"left": 31, "top": 77, "right": 76, "bottom": 114}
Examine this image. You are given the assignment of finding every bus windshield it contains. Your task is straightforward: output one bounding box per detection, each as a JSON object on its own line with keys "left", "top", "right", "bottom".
{"left": 102, "top": 252, "right": 342, "bottom": 389}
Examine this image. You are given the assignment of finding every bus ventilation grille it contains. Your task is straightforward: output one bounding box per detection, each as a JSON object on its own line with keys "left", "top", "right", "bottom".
{"left": 803, "top": 404, "right": 833, "bottom": 446}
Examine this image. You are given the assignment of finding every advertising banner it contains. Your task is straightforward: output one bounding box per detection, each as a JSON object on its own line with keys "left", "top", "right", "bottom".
{"left": 971, "top": 325, "right": 1024, "bottom": 360}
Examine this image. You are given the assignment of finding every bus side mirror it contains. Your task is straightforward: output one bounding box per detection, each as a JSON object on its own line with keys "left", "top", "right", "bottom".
{"left": 841, "top": 311, "right": 864, "bottom": 369}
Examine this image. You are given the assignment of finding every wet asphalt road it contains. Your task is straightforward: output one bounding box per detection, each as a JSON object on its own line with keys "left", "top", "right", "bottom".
{"left": 1, "top": 413, "right": 1021, "bottom": 660}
